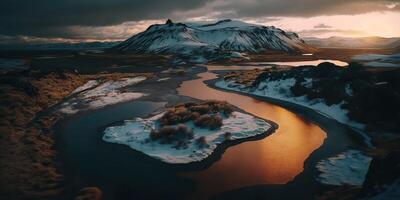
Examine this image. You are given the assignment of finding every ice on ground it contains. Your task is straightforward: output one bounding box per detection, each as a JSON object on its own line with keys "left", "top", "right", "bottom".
{"left": 103, "top": 111, "right": 272, "bottom": 164}
{"left": 229, "top": 51, "right": 250, "bottom": 59}
{"left": 316, "top": 150, "right": 372, "bottom": 186}
{"left": 82, "top": 77, "right": 146, "bottom": 98}
{"left": 157, "top": 77, "right": 171, "bottom": 82}
{"left": 71, "top": 80, "right": 100, "bottom": 94}
{"left": 215, "top": 78, "right": 357, "bottom": 127}
{"left": 215, "top": 78, "right": 372, "bottom": 145}
{"left": 345, "top": 84, "right": 353, "bottom": 96}
{"left": 60, "top": 76, "right": 147, "bottom": 114}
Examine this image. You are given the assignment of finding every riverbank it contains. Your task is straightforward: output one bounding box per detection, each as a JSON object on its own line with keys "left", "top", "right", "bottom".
{"left": 215, "top": 63, "right": 400, "bottom": 145}
{"left": 207, "top": 69, "right": 399, "bottom": 199}
{"left": 177, "top": 70, "right": 368, "bottom": 199}
{"left": 2, "top": 47, "right": 397, "bottom": 199}
{"left": 102, "top": 101, "right": 277, "bottom": 164}
{"left": 0, "top": 69, "right": 152, "bottom": 199}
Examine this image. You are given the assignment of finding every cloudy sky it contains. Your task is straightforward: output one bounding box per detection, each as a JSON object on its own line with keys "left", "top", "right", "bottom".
{"left": 1, "top": 0, "right": 399, "bottom": 43}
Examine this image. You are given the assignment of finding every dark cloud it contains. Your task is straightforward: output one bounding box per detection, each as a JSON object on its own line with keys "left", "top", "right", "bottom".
{"left": 0, "top": 0, "right": 399, "bottom": 40}
{"left": 0, "top": 0, "right": 210, "bottom": 37}
{"left": 314, "top": 23, "right": 332, "bottom": 29}
{"left": 215, "top": 0, "right": 400, "bottom": 18}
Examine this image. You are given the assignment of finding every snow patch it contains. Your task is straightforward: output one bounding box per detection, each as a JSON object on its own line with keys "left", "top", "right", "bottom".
{"left": 345, "top": 84, "right": 353, "bottom": 96}
{"left": 71, "top": 80, "right": 99, "bottom": 94}
{"left": 157, "top": 77, "right": 171, "bottom": 82}
{"left": 103, "top": 111, "right": 272, "bottom": 164}
{"left": 60, "top": 77, "right": 147, "bottom": 114}
{"left": 316, "top": 150, "right": 372, "bottom": 186}
{"left": 215, "top": 78, "right": 372, "bottom": 145}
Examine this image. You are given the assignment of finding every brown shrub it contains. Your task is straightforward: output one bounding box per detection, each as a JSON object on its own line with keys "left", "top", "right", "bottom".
{"left": 190, "top": 104, "right": 211, "bottom": 114}
{"left": 159, "top": 100, "right": 234, "bottom": 126}
{"left": 224, "top": 132, "right": 232, "bottom": 140}
{"left": 159, "top": 106, "right": 192, "bottom": 126}
{"left": 196, "top": 136, "right": 208, "bottom": 148}
{"left": 149, "top": 124, "right": 193, "bottom": 142}
{"left": 190, "top": 112, "right": 201, "bottom": 120}
{"left": 194, "top": 114, "right": 223, "bottom": 130}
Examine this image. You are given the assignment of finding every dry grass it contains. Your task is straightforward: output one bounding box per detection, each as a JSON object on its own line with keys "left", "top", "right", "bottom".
{"left": 149, "top": 101, "right": 236, "bottom": 145}
{"left": 0, "top": 70, "right": 152, "bottom": 199}
{"left": 159, "top": 100, "right": 234, "bottom": 127}
{"left": 223, "top": 69, "right": 267, "bottom": 86}
{"left": 150, "top": 124, "right": 194, "bottom": 143}
{"left": 194, "top": 114, "right": 223, "bottom": 130}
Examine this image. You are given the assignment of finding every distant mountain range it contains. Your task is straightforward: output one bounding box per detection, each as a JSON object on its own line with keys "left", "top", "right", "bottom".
{"left": 114, "top": 19, "right": 315, "bottom": 57}
{"left": 0, "top": 41, "right": 121, "bottom": 50}
{"left": 304, "top": 36, "right": 400, "bottom": 49}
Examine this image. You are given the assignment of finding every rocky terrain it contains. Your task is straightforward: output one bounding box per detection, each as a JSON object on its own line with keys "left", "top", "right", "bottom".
{"left": 220, "top": 62, "right": 400, "bottom": 134}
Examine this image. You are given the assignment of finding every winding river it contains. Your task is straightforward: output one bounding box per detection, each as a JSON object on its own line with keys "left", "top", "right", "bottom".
{"left": 58, "top": 64, "right": 360, "bottom": 199}
{"left": 177, "top": 70, "right": 326, "bottom": 198}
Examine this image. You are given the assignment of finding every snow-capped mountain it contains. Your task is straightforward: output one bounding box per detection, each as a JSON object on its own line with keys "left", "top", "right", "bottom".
{"left": 114, "top": 19, "right": 314, "bottom": 56}
{"left": 304, "top": 36, "right": 400, "bottom": 49}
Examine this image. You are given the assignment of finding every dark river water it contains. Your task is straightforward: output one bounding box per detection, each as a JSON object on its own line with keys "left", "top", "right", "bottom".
{"left": 57, "top": 68, "right": 359, "bottom": 200}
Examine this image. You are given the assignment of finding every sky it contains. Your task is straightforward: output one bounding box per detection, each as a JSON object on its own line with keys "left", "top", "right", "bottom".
{"left": 0, "top": 0, "right": 399, "bottom": 44}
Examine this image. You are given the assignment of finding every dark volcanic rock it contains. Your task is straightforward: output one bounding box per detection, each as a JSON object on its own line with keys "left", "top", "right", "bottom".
{"left": 75, "top": 187, "right": 103, "bottom": 200}
{"left": 0, "top": 76, "right": 38, "bottom": 96}
{"left": 360, "top": 151, "right": 400, "bottom": 198}
{"left": 252, "top": 62, "right": 400, "bottom": 132}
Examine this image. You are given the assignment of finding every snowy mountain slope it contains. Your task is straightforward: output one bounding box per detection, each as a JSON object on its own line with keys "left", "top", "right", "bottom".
{"left": 305, "top": 36, "right": 400, "bottom": 49}
{"left": 114, "top": 19, "right": 314, "bottom": 55}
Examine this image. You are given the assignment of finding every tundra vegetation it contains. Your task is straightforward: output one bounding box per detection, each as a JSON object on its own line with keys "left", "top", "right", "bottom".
{"left": 149, "top": 100, "right": 235, "bottom": 146}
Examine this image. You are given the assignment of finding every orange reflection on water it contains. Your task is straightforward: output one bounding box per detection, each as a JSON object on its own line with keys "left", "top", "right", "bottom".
{"left": 177, "top": 71, "right": 327, "bottom": 198}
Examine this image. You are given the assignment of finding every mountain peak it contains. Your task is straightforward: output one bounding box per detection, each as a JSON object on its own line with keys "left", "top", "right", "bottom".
{"left": 165, "top": 19, "right": 173, "bottom": 25}
{"left": 115, "top": 19, "right": 315, "bottom": 56}
{"left": 216, "top": 19, "right": 232, "bottom": 23}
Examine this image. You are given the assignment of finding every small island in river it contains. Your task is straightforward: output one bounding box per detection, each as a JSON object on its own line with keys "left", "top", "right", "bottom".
{"left": 103, "top": 100, "right": 276, "bottom": 163}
